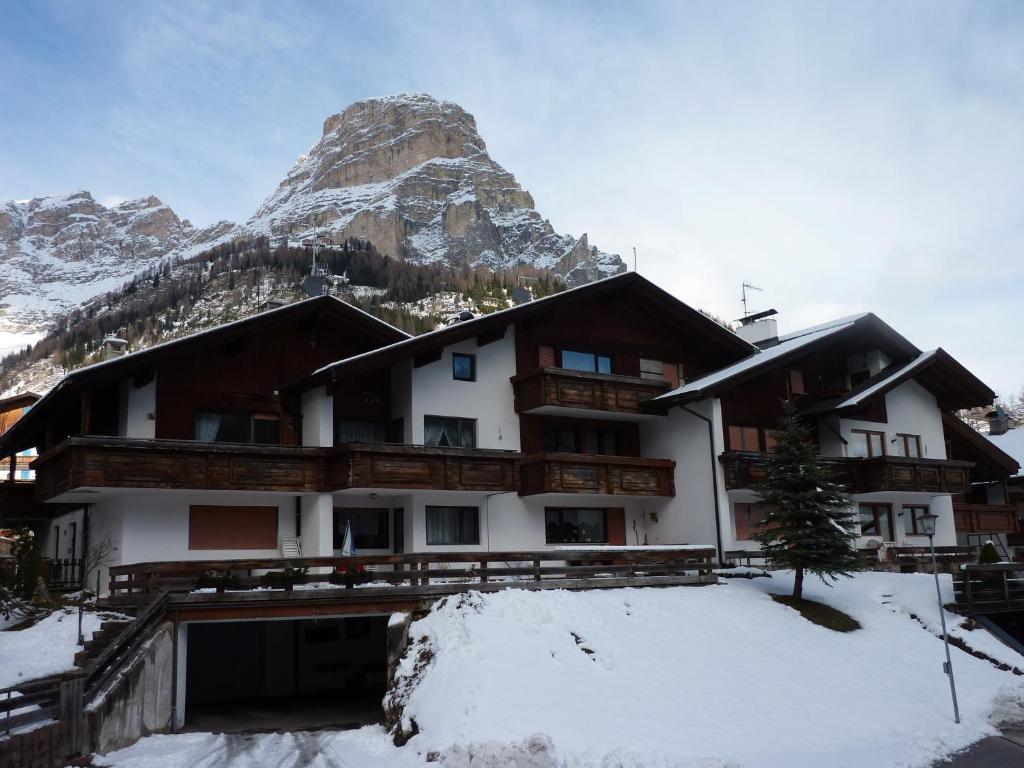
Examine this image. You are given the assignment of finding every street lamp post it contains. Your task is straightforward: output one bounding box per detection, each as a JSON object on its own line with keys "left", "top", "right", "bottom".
{"left": 920, "top": 509, "right": 961, "bottom": 724}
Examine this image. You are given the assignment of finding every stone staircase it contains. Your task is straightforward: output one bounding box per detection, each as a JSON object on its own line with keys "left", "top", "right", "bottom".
{"left": 74, "top": 618, "right": 133, "bottom": 669}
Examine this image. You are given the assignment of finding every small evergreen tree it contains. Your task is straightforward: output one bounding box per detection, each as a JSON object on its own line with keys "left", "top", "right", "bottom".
{"left": 978, "top": 541, "right": 1001, "bottom": 565}
{"left": 753, "top": 402, "right": 864, "bottom": 600}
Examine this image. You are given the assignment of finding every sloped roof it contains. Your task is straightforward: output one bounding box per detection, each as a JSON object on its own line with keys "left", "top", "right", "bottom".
{"left": 652, "top": 314, "right": 878, "bottom": 405}
{"left": 988, "top": 428, "right": 1024, "bottom": 478}
{"left": 942, "top": 412, "right": 1020, "bottom": 480}
{"left": 288, "top": 272, "right": 756, "bottom": 391}
{"left": 0, "top": 296, "right": 408, "bottom": 455}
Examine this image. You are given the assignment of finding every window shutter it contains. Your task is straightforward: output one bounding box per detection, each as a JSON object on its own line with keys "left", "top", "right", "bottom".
{"left": 661, "top": 362, "right": 679, "bottom": 388}
{"left": 606, "top": 508, "right": 627, "bottom": 545}
{"left": 538, "top": 345, "right": 556, "bottom": 367}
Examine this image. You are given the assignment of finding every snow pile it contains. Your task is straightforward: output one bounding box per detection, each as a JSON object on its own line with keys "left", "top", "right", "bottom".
{"left": 391, "top": 574, "right": 1024, "bottom": 767}
{"left": 0, "top": 607, "right": 108, "bottom": 687}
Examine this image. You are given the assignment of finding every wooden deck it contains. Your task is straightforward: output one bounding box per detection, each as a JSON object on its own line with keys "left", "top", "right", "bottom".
{"left": 104, "top": 548, "right": 717, "bottom": 609}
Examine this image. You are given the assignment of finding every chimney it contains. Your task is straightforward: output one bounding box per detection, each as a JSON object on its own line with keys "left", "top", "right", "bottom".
{"left": 987, "top": 405, "right": 1011, "bottom": 436}
{"left": 101, "top": 337, "right": 129, "bottom": 361}
{"left": 735, "top": 309, "right": 779, "bottom": 348}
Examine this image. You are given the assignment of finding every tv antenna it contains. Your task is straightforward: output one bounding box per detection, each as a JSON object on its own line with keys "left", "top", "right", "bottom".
{"left": 741, "top": 282, "right": 762, "bottom": 317}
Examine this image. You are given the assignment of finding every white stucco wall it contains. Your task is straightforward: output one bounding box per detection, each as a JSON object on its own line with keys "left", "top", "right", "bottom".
{"left": 638, "top": 398, "right": 728, "bottom": 551}
{"left": 301, "top": 386, "right": 334, "bottom": 447}
{"left": 117, "top": 376, "right": 156, "bottom": 439}
{"left": 402, "top": 326, "right": 520, "bottom": 451}
{"left": 835, "top": 380, "right": 946, "bottom": 459}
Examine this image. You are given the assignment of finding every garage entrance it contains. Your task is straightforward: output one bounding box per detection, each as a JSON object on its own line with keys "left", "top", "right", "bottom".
{"left": 184, "top": 615, "right": 389, "bottom": 732}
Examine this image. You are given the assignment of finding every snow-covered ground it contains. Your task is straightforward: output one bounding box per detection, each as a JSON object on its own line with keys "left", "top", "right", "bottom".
{"left": 0, "top": 607, "right": 107, "bottom": 687}
{"left": 86, "top": 573, "right": 1024, "bottom": 767}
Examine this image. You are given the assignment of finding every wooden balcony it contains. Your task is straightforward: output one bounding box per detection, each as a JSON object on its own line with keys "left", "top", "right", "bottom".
{"left": 329, "top": 443, "right": 520, "bottom": 493}
{"left": 953, "top": 502, "right": 1021, "bottom": 534}
{"left": 33, "top": 437, "right": 327, "bottom": 499}
{"left": 511, "top": 367, "right": 671, "bottom": 415}
{"left": 719, "top": 451, "right": 972, "bottom": 495}
{"left": 31, "top": 437, "right": 521, "bottom": 500}
{"left": 519, "top": 453, "right": 675, "bottom": 496}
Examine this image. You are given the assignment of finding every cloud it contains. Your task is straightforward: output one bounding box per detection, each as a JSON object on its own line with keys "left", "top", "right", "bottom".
{"left": 1, "top": 0, "right": 1022, "bottom": 393}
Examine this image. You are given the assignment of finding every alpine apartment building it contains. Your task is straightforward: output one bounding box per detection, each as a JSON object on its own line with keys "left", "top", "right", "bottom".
{"left": 0, "top": 272, "right": 1018, "bottom": 589}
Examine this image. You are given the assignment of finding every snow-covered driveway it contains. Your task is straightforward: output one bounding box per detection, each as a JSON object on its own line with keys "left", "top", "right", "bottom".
{"left": 93, "top": 728, "right": 423, "bottom": 768}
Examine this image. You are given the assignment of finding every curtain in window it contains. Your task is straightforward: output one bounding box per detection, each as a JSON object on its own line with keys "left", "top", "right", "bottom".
{"left": 424, "top": 417, "right": 464, "bottom": 447}
{"left": 425, "top": 507, "right": 478, "bottom": 545}
{"left": 196, "top": 413, "right": 221, "bottom": 442}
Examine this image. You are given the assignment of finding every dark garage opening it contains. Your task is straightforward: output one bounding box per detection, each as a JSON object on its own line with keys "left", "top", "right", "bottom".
{"left": 185, "top": 615, "right": 389, "bottom": 732}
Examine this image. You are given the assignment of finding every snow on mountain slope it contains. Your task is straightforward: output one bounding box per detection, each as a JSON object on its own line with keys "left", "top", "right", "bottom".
{"left": 0, "top": 191, "right": 232, "bottom": 347}
{"left": 241, "top": 94, "right": 624, "bottom": 284}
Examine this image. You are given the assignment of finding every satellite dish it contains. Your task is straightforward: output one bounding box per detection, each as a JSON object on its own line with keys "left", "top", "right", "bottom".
{"left": 864, "top": 539, "right": 882, "bottom": 550}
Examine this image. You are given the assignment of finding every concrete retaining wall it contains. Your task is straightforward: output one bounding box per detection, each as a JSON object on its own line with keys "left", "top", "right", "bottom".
{"left": 85, "top": 621, "right": 175, "bottom": 755}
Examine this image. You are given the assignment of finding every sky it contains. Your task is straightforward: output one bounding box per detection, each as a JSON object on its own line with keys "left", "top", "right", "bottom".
{"left": 1, "top": 0, "right": 1022, "bottom": 396}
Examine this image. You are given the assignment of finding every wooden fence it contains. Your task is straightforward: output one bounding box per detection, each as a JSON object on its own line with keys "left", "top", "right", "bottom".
{"left": 107, "top": 548, "right": 717, "bottom": 602}
{"left": 954, "top": 564, "right": 1024, "bottom": 615}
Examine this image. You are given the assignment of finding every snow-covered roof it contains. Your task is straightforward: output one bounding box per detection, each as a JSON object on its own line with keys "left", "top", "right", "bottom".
{"left": 799, "top": 350, "right": 942, "bottom": 416}
{"left": 653, "top": 314, "right": 870, "bottom": 403}
{"left": 987, "top": 428, "right": 1024, "bottom": 478}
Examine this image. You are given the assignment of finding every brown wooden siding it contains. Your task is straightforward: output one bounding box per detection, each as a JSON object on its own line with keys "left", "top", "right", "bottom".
{"left": 719, "top": 451, "right": 972, "bottom": 495}
{"left": 953, "top": 503, "right": 1021, "bottom": 534}
{"left": 512, "top": 368, "right": 670, "bottom": 415}
{"left": 520, "top": 454, "right": 675, "bottom": 496}
{"left": 188, "top": 505, "right": 278, "bottom": 550}
{"left": 154, "top": 313, "right": 388, "bottom": 445}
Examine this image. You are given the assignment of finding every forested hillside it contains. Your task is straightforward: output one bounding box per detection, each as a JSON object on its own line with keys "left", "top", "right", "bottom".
{"left": 0, "top": 236, "right": 566, "bottom": 396}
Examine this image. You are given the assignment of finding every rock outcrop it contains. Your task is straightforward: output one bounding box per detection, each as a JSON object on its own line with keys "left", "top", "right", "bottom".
{"left": 243, "top": 94, "right": 625, "bottom": 283}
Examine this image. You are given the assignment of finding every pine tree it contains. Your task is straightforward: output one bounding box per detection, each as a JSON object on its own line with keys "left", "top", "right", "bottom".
{"left": 753, "top": 401, "right": 864, "bottom": 600}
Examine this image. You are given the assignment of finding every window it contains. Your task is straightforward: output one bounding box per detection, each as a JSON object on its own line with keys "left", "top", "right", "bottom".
{"left": 426, "top": 506, "right": 480, "bottom": 545}
{"left": 561, "top": 350, "right": 612, "bottom": 374}
{"left": 858, "top": 504, "right": 894, "bottom": 540}
{"left": 336, "top": 419, "right": 388, "bottom": 444}
{"left": 902, "top": 505, "right": 929, "bottom": 535}
{"left": 333, "top": 508, "right": 389, "bottom": 549}
{"left": 727, "top": 425, "right": 761, "bottom": 452}
{"left": 734, "top": 503, "right": 775, "bottom": 540}
{"left": 896, "top": 433, "right": 922, "bottom": 458}
{"left": 545, "top": 508, "right": 608, "bottom": 544}
{"left": 789, "top": 369, "right": 806, "bottom": 395}
{"left": 194, "top": 411, "right": 280, "bottom": 445}
{"left": 423, "top": 416, "right": 476, "bottom": 448}
{"left": 851, "top": 429, "right": 885, "bottom": 458}
{"left": 543, "top": 426, "right": 620, "bottom": 455}
{"left": 452, "top": 353, "right": 476, "bottom": 382}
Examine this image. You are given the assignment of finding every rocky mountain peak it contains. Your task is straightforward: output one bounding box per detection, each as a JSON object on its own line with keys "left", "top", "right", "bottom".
{"left": 245, "top": 93, "right": 622, "bottom": 283}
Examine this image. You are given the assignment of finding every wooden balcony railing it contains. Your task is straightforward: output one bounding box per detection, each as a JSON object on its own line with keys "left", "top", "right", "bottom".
{"left": 953, "top": 503, "right": 1021, "bottom": 534}
{"left": 329, "top": 443, "right": 519, "bottom": 493}
{"left": 30, "top": 436, "right": 522, "bottom": 500}
{"left": 719, "top": 451, "right": 972, "bottom": 495}
{"left": 954, "top": 564, "right": 1024, "bottom": 615}
{"left": 519, "top": 453, "right": 675, "bottom": 496}
{"left": 32, "top": 437, "right": 327, "bottom": 499}
{"left": 511, "top": 367, "right": 671, "bottom": 415}
{"left": 106, "top": 547, "right": 716, "bottom": 603}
